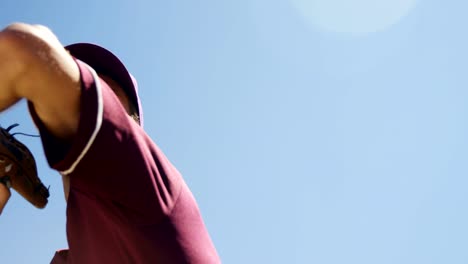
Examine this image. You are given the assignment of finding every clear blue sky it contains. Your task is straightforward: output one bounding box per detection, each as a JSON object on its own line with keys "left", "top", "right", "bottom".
{"left": 1, "top": 0, "right": 468, "bottom": 263}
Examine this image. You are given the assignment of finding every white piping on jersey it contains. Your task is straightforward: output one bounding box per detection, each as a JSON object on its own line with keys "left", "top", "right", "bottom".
{"left": 60, "top": 62, "right": 103, "bottom": 175}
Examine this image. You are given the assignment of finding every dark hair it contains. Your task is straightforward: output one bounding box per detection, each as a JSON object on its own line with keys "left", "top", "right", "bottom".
{"left": 129, "top": 104, "right": 140, "bottom": 124}
{"left": 100, "top": 73, "right": 140, "bottom": 125}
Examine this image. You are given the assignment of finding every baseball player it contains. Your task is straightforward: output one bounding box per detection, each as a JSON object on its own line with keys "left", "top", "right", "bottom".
{"left": 0, "top": 23, "right": 220, "bottom": 263}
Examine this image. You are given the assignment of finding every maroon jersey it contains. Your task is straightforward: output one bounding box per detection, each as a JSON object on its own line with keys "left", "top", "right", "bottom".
{"left": 28, "top": 59, "right": 220, "bottom": 263}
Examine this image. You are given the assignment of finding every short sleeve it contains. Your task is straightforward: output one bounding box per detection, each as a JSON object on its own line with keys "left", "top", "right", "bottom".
{"left": 29, "top": 58, "right": 181, "bottom": 224}
{"left": 28, "top": 59, "right": 104, "bottom": 172}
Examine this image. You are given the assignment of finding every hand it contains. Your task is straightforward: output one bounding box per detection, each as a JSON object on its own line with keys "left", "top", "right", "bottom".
{"left": 0, "top": 125, "right": 49, "bottom": 209}
{"left": 0, "top": 182, "right": 11, "bottom": 215}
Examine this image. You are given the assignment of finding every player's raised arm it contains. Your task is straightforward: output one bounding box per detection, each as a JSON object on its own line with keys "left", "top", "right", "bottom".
{"left": 0, "top": 23, "right": 83, "bottom": 213}
{"left": 0, "top": 23, "right": 81, "bottom": 140}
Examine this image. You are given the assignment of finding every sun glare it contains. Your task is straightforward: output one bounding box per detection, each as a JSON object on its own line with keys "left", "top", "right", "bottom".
{"left": 290, "top": 0, "right": 419, "bottom": 35}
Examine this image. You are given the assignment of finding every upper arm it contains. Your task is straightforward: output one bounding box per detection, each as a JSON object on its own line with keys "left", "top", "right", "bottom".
{"left": 1, "top": 23, "right": 81, "bottom": 140}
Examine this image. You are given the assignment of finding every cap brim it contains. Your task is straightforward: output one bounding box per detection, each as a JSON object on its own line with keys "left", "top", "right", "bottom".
{"left": 65, "top": 43, "right": 142, "bottom": 125}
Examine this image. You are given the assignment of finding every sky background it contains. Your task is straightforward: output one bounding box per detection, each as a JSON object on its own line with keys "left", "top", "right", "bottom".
{"left": 1, "top": 0, "right": 468, "bottom": 263}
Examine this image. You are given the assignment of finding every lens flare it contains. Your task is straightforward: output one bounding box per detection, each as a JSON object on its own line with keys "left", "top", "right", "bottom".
{"left": 291, "top": 0, "right": 419, "bottom": 35}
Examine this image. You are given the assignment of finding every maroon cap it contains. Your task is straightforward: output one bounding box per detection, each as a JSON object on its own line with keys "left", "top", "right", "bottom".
{"left": 65, "top": 43, "right": 143, "bottom": 126}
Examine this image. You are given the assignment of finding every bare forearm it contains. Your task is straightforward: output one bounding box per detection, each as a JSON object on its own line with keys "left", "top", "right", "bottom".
{"left": 0, "top": 25, "right": 28, "bottom": 111}
{"left": 0, "top": 184, "right": 11, "bottom": 215}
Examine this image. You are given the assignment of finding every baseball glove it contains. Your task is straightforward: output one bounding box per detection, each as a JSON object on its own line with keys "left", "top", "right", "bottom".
{"left": 0, "top": 124, "right": 49, "bottom": 209}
